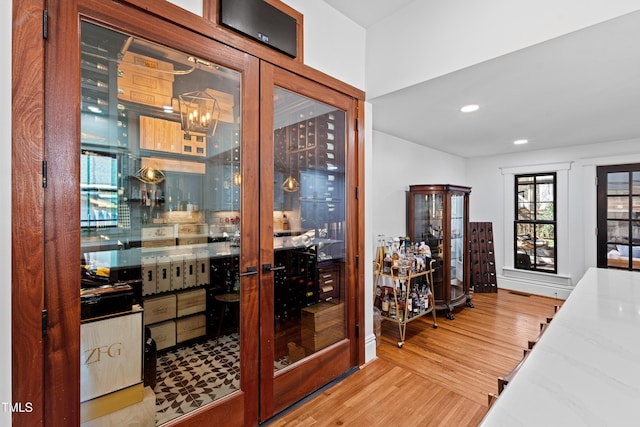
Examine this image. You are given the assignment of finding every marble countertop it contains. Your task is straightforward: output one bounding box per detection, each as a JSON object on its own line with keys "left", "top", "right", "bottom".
{"left": 480, "top": 267, "right": 640, "bottom": 426}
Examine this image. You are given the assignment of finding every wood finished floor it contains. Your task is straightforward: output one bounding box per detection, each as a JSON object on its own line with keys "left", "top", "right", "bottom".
{"left": 267, "top": 289, "right": 561, "bottom": 426}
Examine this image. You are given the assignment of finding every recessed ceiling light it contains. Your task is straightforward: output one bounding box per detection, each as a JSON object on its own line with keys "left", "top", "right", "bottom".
{"left": 460, "top": 104, "right": 479, "bottom": 113}
{"left": 513, "top": 139, "right": 528, "bottom": 145}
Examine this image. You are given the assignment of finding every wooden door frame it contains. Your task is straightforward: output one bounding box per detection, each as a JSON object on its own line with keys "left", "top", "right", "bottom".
{"left": 12, "top": 1, "right": 365, "bottom": 426}
{"left": 258, "top": 62, "right": 364, "bottom": 420}
{"left": 12, "top": 0, "right": 47, "bottom": 424}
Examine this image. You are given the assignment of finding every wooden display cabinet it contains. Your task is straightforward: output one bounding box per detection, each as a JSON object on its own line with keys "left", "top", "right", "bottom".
{"left": 407, "top": 185, "right": 473, "bottom": 319}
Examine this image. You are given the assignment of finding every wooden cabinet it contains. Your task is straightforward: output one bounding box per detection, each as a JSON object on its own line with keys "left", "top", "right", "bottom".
{"left": 407, "top": 185, "right": 473, "bottom": 319}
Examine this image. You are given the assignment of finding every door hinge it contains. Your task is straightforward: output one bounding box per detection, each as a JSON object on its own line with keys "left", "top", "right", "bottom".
{"left": 355, "top": 117, "right": 359, "bottom": 130}
{"left": 355, "top": 186, "right": 359, "bottom": 200}
{"left": 42, "top": 309, "right": 48, "bottom": 338}
{"left": 42, "top": 160, "right": 48, "bottom": 188}
{"left": 355, "top": 323, "right": 360, "bottom": 338}
{"left": 43, "top": 10, "right": 48, "bottom": 40}
{"left": 355, "top": 255, "right": 359, "bottom": 268}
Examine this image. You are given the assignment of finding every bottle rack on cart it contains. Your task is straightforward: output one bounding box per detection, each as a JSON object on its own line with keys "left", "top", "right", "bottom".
{"left": 374, "top": 261, "right": 438, "bottom": 348}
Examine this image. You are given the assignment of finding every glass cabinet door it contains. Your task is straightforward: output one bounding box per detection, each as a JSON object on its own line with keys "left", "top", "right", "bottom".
{"left": 79, "top": 21, "right": 248, "bottom": 425}
{"left": 412, "top": 193, "right": 444, "bottom": 300}
{"left": 450, "top": 193, "right": 465, "bottom": 300}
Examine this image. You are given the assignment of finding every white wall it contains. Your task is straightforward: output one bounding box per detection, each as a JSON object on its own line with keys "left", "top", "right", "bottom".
{"left": 467, "top": 138, "right": 640, "bottom": 298}
{"left": 1, "top": 0, "right": 11, "bottom": 423}
{"left": 281, "top": 0, "right": 366, "bottom": 90}
{"left": 366, "top": 0, "right": 640, "bottom": 99}
{"left": 372, "top": 131, "right": 468, "bottom": 239}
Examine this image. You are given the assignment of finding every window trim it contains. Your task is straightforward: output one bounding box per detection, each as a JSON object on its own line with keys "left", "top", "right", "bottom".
{"left": 514, "top": 172, "right": 557, "bottom": 274}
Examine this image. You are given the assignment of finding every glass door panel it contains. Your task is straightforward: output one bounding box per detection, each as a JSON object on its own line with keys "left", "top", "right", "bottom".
{"left": 600, "top": 166, "right": 640, "bottom": 270}
{"left": 79, "top": 21, "right": 246, "bottom": 424}
{"left": 450, "top": 194, "right": 465, "bottom": 300}
{"left": 413, "top": 193, "right": 444, "bottom": 301}
{"left": 271, "top": 87, "right": 347, "bottom": 373}
{"left": 259, "top": 63, "right": 355, "bottom": 420}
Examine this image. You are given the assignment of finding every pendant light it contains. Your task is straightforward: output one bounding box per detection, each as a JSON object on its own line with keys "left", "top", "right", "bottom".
{"left": 281, "top": 144, "right": 299, "bottom": 193}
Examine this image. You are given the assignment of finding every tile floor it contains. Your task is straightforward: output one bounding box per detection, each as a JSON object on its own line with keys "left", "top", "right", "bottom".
{"left": 153, "top": 334, "right": 291, "bottom": 425}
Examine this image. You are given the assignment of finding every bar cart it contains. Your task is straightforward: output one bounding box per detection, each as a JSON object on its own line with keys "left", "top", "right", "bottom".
{"left": 374, "top": 260, "right": 438, "bottom": 348}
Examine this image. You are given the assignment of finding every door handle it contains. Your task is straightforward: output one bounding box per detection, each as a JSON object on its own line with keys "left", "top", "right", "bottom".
{"left": 239, "top": 266, "right": 258, "bottom": 277}
{"left": 262, "top": 263, "right": 286, "bottom": 274}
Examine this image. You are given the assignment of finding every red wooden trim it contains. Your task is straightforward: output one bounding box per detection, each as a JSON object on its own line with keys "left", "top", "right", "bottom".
{"left": 11, "top": 0, "right": 46, "bottom": 425}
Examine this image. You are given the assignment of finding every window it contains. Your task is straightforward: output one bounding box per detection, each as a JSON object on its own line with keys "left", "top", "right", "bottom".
{"left": 514, "top": 173, "right": 557, "bottom": 273}
{"left": 597, "top": 164, "right": 640, "bottom": 271}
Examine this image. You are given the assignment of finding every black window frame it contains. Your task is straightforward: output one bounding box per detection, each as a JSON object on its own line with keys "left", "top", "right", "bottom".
{"left": 514, "top": 173, "right": 557, "bottom": 273}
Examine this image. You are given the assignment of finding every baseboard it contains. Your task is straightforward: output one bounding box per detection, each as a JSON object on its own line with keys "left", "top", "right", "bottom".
{"left": 498, "top": 269, "right": 573, "bottom": 299}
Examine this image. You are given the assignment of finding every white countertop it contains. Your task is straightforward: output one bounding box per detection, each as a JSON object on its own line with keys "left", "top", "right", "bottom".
{"left": 480, "top": 267, "right": 640, "bottom": 426}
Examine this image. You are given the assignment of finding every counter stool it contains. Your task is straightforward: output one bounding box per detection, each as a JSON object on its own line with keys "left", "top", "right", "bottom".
{"left": 215, "top": 292, "right": 240, "bottom": 344}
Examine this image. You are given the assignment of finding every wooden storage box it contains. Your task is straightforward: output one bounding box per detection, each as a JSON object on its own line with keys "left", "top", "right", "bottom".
{"left": 181, "top": 132, "right": 207, "bottom": 157}
{"left": 176, "top": 314, "right": 207, "bottom": 343}
{"left": 80, "top": 310, "right": 143, "bottom": 403}
{"left": 155, "top": 256, "right": 172, "bottom": 293}
{"left": 148, "top": 320, "right": 176, "bottom": 351}
{"left": 183, "top": 253, "right": 198, "bottom": 289}
{"left": 141, "top": 256, "right": 157, "bottom": 296}
{"left": 118, "top": 52, "right": 174, "bottom": 109}
{"left": 301, "top": 302, "right": 344, "bottom": 332}
{"left": 196, "top": 250, "right": 210, "bottom": 286}
{"left": 177, "top": 288, "right": 207, "bottom": 317}
{"left": 178, "top": 236, "right": 208, "bottom": 246}
{"left": 143, "top": 294, "right": 176, "bottom": 325}
{"left": 301, "top": 326, "right": 344, "bottom": 353}
{"left": 170, "top": 254, "right": 184, "bottom": 291}
{"left": 178, "top": 223, "right": 207, "bottom": 236}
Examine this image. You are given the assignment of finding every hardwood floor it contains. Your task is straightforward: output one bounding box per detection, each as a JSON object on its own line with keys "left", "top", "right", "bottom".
{"left": 266, "top": 289, "right": 561, "bottom": 426}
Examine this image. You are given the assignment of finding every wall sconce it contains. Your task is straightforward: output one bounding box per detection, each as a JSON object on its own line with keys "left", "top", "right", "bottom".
{"left": 178, "top": 90, "right": 220, "bottom": 136}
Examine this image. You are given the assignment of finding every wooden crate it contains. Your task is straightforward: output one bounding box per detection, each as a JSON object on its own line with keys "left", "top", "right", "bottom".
{"left": 155, "top": 256, "right": 172, "bottom": 293}
{"left": 176, "top": 314, "right": 207, "bottom": 343}
{"left": 148, "top": 320, "right": 176, "bottom": 351}
{"left": 80, "top": 310, "right": 143, "bottom": 402}
{"left": 301, "top": 326, "right": 344, "bottom": 353}
{"left": 143, "top": 294, "right": 176, "bottom": 325}
{"left": 141, "top": 256, "right": 157, "bottom": 296}
{"left": 177, "top": 288, "right": 206, "bottom": 317}
{"left": 301, "top": 302, "right": 344, "bottom": 332}
{"left": 118, "top": 52, "right": 174, "bottom": 109}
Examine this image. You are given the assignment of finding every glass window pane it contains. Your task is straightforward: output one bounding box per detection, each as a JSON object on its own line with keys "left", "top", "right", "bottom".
{"left": 516, "top": 223, "right": 534, "bottom": 269}
{"left": 608, "top": 172, "right": 629, "bottom": 195}
{"left": 80, "top": 21, "right": 242, "bottom": 424}
{"left": 608, "top": 196, "right": 629, "bottom": 219}
{"left": 535, "top": 224, "right": 555, "bottom": 272}
{"left": 607, "top": 220, "right": 629, "bottom": 243}
{"left": 272, "top": 87, "right": 347, "bottom": 371}
{"left": 633, "top": 172, "right": 640, "bottom": 195}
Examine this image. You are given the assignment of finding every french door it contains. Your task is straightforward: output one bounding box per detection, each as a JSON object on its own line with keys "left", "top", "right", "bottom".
{"left": 43, "top": 3, "right": 357, "bottom": 425}
{"left": 258, "top": 63, "right": 357, "bottom": 420}
{"left": 597, "top": 164, "right": 640, "bottom": 271}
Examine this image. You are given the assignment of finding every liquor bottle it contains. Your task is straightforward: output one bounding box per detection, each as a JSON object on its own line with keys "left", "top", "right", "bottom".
{"left": 282, "top": 213, "right": 289, "bottom": 230}
{"left": 374, "top": 286, "right": 382, "bottom": 309}
{"left": 406, "top": 292, "right": 413, "bottom": 317}
{"left": 383, "top": 253, "right": 392, "bottom": 274}
{"left": 381, "top": 289, "right": 390, "bottom": 316}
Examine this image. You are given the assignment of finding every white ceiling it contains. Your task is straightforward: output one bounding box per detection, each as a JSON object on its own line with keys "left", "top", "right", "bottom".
{"left": 322, "top": 2, "right": 640, "bottom": 158}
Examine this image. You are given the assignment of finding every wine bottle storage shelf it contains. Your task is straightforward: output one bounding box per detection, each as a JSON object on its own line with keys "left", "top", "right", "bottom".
{"left": 469, "top": 222, "right": 497, "bottom": 293}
